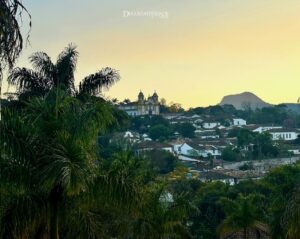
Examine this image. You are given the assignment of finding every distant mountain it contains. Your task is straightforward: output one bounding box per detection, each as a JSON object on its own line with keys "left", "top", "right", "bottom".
{"left": 219, "top": 92, "right": 272, "bottom": 110}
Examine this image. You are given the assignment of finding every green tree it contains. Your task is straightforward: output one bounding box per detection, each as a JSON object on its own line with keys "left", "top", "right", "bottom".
{"left": 177, "top": 122, "right": 196, "bottom": 138}
{"left": 168, "top": 102, "right": 185, "bottom": 113}
{"left": 253, "top": 133, "right": 278, "bottom": 159}
{"left": 0, "top": 91, "right": 139, "bottom": 239}
{"left": 262, "top": 165, "right": 300, "bottom": 239}
{"left": 189, "top": 182, "right": 229, "bottom": 239}
{"left": 146, "top": 150, "right": 177, "bottom": 174}
{"left": 218, "top": 194, "right": 264, "bottom": 239}
{"left": 149, "top": 124, "right": 172, "bottom": 141}
{"left": 222, "top": 147, "right": 240, "bottom": 161}
{"left": 237, "top": 129, "right": 257, "bottom": 148}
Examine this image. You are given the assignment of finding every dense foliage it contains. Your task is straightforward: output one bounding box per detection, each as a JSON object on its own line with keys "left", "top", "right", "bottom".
{"left": 223, "top": 129, "right": 280, "bottom": 161}
{"left": 167, "top": 164, "right": 300, "bottom": 239}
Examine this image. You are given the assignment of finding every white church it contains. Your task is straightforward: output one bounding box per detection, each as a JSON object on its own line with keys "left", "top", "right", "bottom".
{"left": 118, "top": 91, "right": 160, "bottom": 116}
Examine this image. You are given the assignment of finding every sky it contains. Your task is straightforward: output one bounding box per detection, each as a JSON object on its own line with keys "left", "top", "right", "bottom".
{"left": 6, "top": 0, "right": 300, "bottom": 108}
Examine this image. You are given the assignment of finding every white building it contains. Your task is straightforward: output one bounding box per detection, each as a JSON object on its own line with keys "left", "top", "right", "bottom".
{"left": 202, "top": 121, "right": 220, "bottom": 129}
{"left": 195, "top": 130, "right": 220, "bottom": 139}
{"left": 253, "top": 126, "right": 282, "bottom": 133}
{"left": 232, "top": 118, "right": 247, "bottom": 126}
{"left": 288, "top": 147, "right": 300, "bottom": 155}
{"left": 123, "top": 131, "right": 140, "bottom": 143}
{"left": 174, "top": 142, "right": 221, "bottom": 158}
{"left": 174, "top": 143, "right": 195, "bottom": 156}
{"left": 267, "top": 128, "right": 299, "bottom": 141}
{"left": 136, "top": 141, "right": 173, "bottom": 153}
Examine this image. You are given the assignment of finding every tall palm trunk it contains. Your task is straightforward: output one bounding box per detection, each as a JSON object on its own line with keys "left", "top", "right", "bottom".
{"left": 34, "top": 224, "right": 49, "bottom": 239}
{"left": 50, "top": 200, "right": 59, "bottom": 239}
{"left": 49, "top": 185, "right": 63, "bottom": 239}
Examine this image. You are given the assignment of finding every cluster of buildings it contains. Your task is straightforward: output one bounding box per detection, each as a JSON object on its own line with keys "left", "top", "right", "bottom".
{"left": 115, "top": 91, "right": 300, "bottom": 185}
{"left": 118, "top": 111, "right": 300, "bottom": 159}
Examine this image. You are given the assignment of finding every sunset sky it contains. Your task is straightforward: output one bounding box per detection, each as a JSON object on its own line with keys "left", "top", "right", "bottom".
{"left": 8, "top": 0, "right": 300, "bottom": 108}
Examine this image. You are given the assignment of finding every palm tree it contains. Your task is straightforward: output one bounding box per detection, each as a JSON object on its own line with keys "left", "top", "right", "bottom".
{"left": 0, "top": 90, "right": 139, "bottom": 239}
{"left": 218, "top": 194, "right": 265, "bottom": 239}
{"left": 7, "top": 44, "right": 120, "bottom": 99}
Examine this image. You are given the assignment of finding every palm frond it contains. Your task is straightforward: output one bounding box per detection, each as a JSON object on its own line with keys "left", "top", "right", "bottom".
{"left": 55, "top": 43, "right": 78, "bottom": 94}
{"left": 62, "top": 204, "right": 109, "bottom": 239}
{"left": 0, "top": 108, "right": 37, "bottom": 172}
{"left": 65, "top": 100, "right": 115, "bottom": 144}
{"left": 0, "top": 0, "right": 31, "bottom": 69}
{"left": 79, "top": 67, "right": 120, "bottom": 96}
{"left": 7, "top": 67, "right": 51, "bottom": 97}
{"left": 38, "top": 131, "right": 96, "bottom": 197}
{"left": 0, "top": 192, "right": 47, "bottom": 239}
{"left": 29, "top": 51, "right": 55, "bottom": 79}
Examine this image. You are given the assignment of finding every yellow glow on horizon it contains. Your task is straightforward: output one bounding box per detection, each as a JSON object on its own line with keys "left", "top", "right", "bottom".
{"left": 7, "top": 0, "right": 300, "bottom": 108}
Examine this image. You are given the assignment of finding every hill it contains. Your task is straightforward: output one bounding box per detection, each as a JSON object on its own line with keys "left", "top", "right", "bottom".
{"left": 219, "top": 92, "right": 272, "bottom": 110}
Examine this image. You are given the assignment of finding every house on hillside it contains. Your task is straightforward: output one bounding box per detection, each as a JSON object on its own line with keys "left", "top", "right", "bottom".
{"left": 174, "top": 143, "right": 201, "bottom": 156}
{"left": 287, "top": 146, "right": 300, "bottom": 155}
{"left": 174, "top": 142, "right": 221, "bottom": 159}
{"left": 161, "top": 113, "right": 183, "bottom": 120}
{"left": 135, "top": 141, "right": 173, "bottom": 154}
{"left": 202, "top": 120, "right": 221, "bottom": 129}
{"left": 194, "top": 139, "right": 233, "bottom": 149}
{"left": 253, "top": 125, "right": 282, "bottom": 133}
{"left": 123, "top": 131, "right": 140, "bottom": 143}
{"left": 232, "top": 118, "right": 247, "bottom": 126}
{"left": 200, "top": 145, "right": 222, "bottom": 158}
{"left": 266, "top": 128, "right": 299, "bottom": 141}
{"left": 167, "top": 114, "right": 203, "bottom": 125}
{"left": 223, "top": 170, "right": 264, "bottom": 183}
{"left": 198, "top": 171, "right": 235, "bottom": 185}
{"left": 195, "top": 130, "right": 220, "bottom": 139}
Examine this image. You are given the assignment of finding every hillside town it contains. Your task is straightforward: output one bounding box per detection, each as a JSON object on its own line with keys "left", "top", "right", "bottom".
{"left": 113, "top": 91, "right": 300, "bottom": 185}
{"left": 4, "top": 1, "right": 300, "bottom": 238}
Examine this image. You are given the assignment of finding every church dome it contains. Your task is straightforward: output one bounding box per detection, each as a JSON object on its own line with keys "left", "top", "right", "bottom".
{"left": 153, "top": 92, "right": 158, "bottom": 97}
{"left": 138, "top": 91, "right": 144, "bottom": 97}
{"left": 138, "top": 91, "right": 144, "bottom": 102}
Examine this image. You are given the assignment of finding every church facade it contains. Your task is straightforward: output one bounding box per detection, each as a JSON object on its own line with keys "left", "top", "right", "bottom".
{"left": 118, "top": 91, "right": 160, "bottom": 116}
